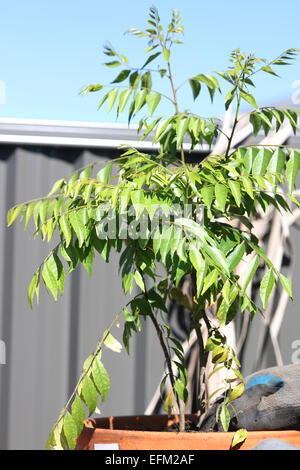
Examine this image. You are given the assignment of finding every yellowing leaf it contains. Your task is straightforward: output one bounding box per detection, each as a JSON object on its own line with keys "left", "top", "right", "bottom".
{"left": 231, "top": 429, "right": 248, "bottom": 449}
{"left": 228, "top": 382, "right": 245, "bottom": 402}
{"left": 103, "top": 331, "right": 122, "bottom": 353}
{"left": 163, "top": 389, "right": 173, "bottom": 415}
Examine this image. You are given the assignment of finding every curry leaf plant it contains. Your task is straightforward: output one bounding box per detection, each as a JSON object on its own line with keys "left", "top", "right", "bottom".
{"left": 7, "top": 7, "right": 300, "bottom": 449}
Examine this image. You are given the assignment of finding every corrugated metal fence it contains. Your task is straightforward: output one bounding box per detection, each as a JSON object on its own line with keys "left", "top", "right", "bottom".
{"left": 0, "top": 144, "right": 166, "bottom": 449}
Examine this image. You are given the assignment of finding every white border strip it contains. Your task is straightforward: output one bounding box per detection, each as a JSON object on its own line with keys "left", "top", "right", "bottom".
{"left": 0, "top": 133, "right": 206, "bottom": 152}
{"left": 0, "top": 117, "right": 138, "bottom": 130}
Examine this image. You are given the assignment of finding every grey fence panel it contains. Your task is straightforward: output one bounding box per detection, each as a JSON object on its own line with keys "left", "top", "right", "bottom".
{"left": 0, "top": 148, "right": 74, "bottom": 449}
{"left": 0, "top": 146, "right": 143, "bottom": 449}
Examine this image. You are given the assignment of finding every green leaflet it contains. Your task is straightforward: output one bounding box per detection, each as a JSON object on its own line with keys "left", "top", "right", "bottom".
{"left": 27, "top": 270, "right": 40, "bottom": 309}
{"left": 92, "top": 359, "right": 110, "bottom": 404}
{"left": 252, "top": 148, "right": 272, "bottom": 175}
{"left": 241, "top": 255, "right": 260, "bottom": 293}
{"left": 228, "top": 180, "right": 241, "bottom": 206}
{"left": 163, "top": 48, "right": 170, "bottom": 63}
{"left": 71, "top": 395, "right": 86, "bottom": 434}
{"left": 112, "top": 69, "right": 130, "bottom": 83}
{"left": 59, "top": 214, "right": 72, "bottom": 247}
{"left": 240, "top": 90, "right": 258, "bottom": 110}
{"left": 189, "top": 243, "right": 207, "bottom": 296}
{"left": 176, "top": 117, "right": 189, "bottom": 148}
{"left": 63, "top": 412, "right": 78, "bottom": 450}
{"left": 159, "top": 226, "right": 172, "bottom": 264}
{"left": 80, "top": 245, "right": 94, "bottom": 276}
{"left": 267, "top": 148, "right": 286, "bottom": 175}
{"left": 189, "top": 242, "right": 204, "bottom": 272}
{"left": 42, "top": 253, "right": 65, "bottom": 301}
{"left": 42, "top": 255, "right": 59, "bottom": 301}
{"left": 69, "top": 208, "right": 88, "bottom": 248}
{"left": 260, "top": 269, "right": 275, "bottom": 309}
{"left": 24, "top": 202, "right": 36, "bottom": 230}
{"left": 227, "top": 244, "right": 245, "bottom": 272}
{"left": 242, "top": 147, "right": 257, "bottom": 175}
{"left": 142, "top": 51, "right": 161, "bottom": 69}
{"left": 130, "top": 189, "right": 146, "bottom": 218}
{"left": 192, "top": 73, "right": 220, "bottom": 101}
{"left": 7, "top": 205, "right": 23, "bottom": 226}
{"left": 153, "top": 118, "right": 172, "bottom": 142}
{"left": 286, "top": 150, "right": 300, "bottom": 193}
{"left": 200, "top": 186, "right": 214, "bottom": 210}
{"left": 175, "top": 217, "right": 207, "bottom": 241}
{"left": 278, "top": 272, "right": 293, "bottom": 299}
{"left": 224, "top": 86, "right": 236, "bottom": 110}
{"left": 97, "top": 163, "right": 112, "bottom": 184}
{"left": 202, "top": 241, "right": 230, "bottom": 276}
{"left": 146, "top": 93, "right": 161, "bottom": 116}
{"left": 134, "top": 89, "right": 147, "bottom": 113}
{"left": 241, "top": 176, "right": 254, "bottom": 199}
{"left": 107, "top": 88, "right": 119, "bottom": 113}
{"left": 61, "top": 243, "right": 79, "bottom": 273}
{"left": 47, "top": 178, "right": 65, "bottom": 196}
{"left": 201, "top": 268, "right": 218, "bottom": 294}
{"left": 215, "top": 183, "right": 228, "bottom": 212}
{"left": 189, "top": 79, "right": 201, "bottom": 100}
{"left": 81, "top": 375, "right": 98, "bottom": 416}
{"left": 267, "top": 148, "right": 286, "bottom": 191}
{"left": 220, "top": 403, "right": 231, "bottom": 431}
{"left": 79, "top": 166, "right": 92, "bottom": 180}
{"left": 250, "top": 113, "right": 261, "bottom": 136}
{"left": 176, "top": 219, "right": 230, "bottom": 274}
{"left": 118, "top": 88, "right": 132, "bottom": 114}
{"left": 133, "top": 270, "right": 145, "bottom": 291}
{"left": 174, "top": 379, "right": 188, "bottom": 405}
{"left": 141, "top": 71, "right": 152, "bottom": 91}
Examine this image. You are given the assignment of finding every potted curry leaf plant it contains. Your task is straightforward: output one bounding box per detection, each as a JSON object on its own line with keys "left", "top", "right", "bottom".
{"left": 7, "top": 7, "right": 300, "bottom": 450}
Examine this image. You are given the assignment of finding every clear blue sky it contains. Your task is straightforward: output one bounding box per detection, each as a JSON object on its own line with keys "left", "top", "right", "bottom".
{"left": 0, "top": 0, "right": 299, "bottom": 124}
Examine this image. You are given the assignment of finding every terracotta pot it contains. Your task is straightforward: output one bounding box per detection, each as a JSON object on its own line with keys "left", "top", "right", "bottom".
{"left": 76, "top": 414, "right": 300, "bottom": 450}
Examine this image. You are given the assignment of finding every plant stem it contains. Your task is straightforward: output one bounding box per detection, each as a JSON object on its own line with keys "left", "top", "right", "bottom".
{"left": 136, "top": 264, "right": 186, "bottom": 431}
{"left": 191, "top": 272, "right": 213, "bottom": 428}
{"left": 148, "top": 310, "right": 186, "bottom": 431}
{"left": 224, "top": 68, "right": 247, "bottom": 159}
{"left": 167, "top": 59, "right": 186, "bottom": 165}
